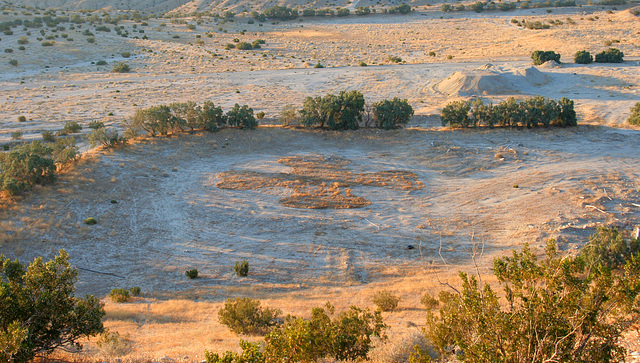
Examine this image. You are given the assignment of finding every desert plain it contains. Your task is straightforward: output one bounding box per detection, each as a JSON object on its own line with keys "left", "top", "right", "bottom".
{"left": 1, "top": 0, "right": 640, "bottom": 361}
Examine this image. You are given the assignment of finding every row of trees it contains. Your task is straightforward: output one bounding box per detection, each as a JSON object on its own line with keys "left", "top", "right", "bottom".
{"left": 249, "top": 4, "right": 411, "bottom": 21}
{"left": 533, "top": 48, "right": 625, "bottom": 65}
{"left": 441, "top": 96, "right": 577, "bottom": 128}
{"left": 442, "top": 0, "right": 575, "bottom": 13}
{"left": 129, "top": 101, "right": 257, "bottom": 136}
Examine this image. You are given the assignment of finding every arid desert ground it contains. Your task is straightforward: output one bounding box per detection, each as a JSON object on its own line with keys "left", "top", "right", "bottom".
{"left": 1, "top": 1, "right": 640, "bottom": 361}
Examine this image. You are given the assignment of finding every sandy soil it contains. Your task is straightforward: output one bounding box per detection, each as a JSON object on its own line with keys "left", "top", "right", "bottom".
{"left": 1, "top": 4, "right": 640, "bottom": 362}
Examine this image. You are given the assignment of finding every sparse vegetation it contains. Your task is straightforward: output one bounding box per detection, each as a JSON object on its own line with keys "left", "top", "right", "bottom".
{"left": 185, "top": 268, "right": 198, "bottom": 279}
{"left": 234, "top": 260, "right": 249, "bottom": 277}
{"left": 109, "top": 288, "right": 131, "bottom": 303}
{"left": 628, "top": 102, "right": 640, "bottom": 126}
{"left": 373, "top": 290, "right": 400, "bottom": 311}
{"left": 218, "top": 297, "right": 281, "bottom": 335}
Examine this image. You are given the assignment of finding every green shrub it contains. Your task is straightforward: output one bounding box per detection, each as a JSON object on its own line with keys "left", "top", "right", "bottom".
{"left": 0, "top": 250, "right": 105, "bottom": 362}
{"left": 579, "top": 227, "right": 639, "bottom": 270}
{"left": 52, "top": 137, "right": 79, "bottom": 165}
{"left": 373, "top": 97, "right": 414, "bottom": 129}
{"left": 205, "top": 340, "right": 264, "bottom": 363}
{"left": 313, "top": 62, "right": 324, "bottom": 68}
{"left": 88, "top": 127, "right": 127, "bottom": 148}
{"left": 63, "top": 121, "right": 82, "bottom": 133}
{"left": 41, "top": 40, "right": 54, "bottom": 46}
{"left": 628, "top": 102, "right": 640, "bottom": 126}
{"left": 574, "top": 50, "right": 593, "bottom": 64}
{"left": 278, "top": 104, "right": 299, "bottom": 126}
{"left": 424, "top": 237, "right": 640, "bottom": 362}
{"left": 264, "top": 303, "right": 387, "bottom": 361}
{"left": 96, "top": 330, "right": 132, "bottom": 357}
{"left": 470, "top": 1, "right": 485, "bottom": 12}
{"left": 359, "top": 61, "right": 367, "bottom": 66}
{"left": 218, "top": 298, "right": 281, "bottom": 335}
{"left": 440, "top": 100, "right": 471, "bottom": 127}
{"left": 441, "top": 4, "right": 453, "bottom": 12}
{"left": 300, "top": 90, "right": 364, "bottom": 130}
{"left": 121, "top": 51, "right": 131, "bottom": 58}
{"left": 389, "top": 4, "right": 412, "bottom": 13}
{"left": 84, "top": 217, "right": 97, "bottom": 225}
{"left": 109, "top": 288, "right": 130, "bottom": 303}
{"left": 185, "top": 268, "right": 198, "bottom": 279}
{"left": 41, "top": 130, "right": 55, "bottom": 142}
{"left": 236, "top": 41, "right": 253, "bottom": 50}
{"left": 264, "top": 5, "right": 299, "bottom": 20}
{"left": 96, "top": 60, "right": 107, "bottom": 65}
{"left": 595, "top": 48, "right": 624, "bottom": 63}
{"left": 225, "top": 43, "right": 235, "bottom": 50}
{"left": 420, "top": 293, "right": 438, "bottom": 310}
{"left": 0, "top": 141, "right": 56, "bottom": 195}
{"left": 256, "top": 111, "right": 265, "bottom": 119}
{"left": 17, "top": 115, "right": 26, "bottom": 122}
{"left": 373, "top": 290, "right": 400, "bottom": 311}
{"left": 388, "top": 55, "right": 402, "bottom": 63}
{"left": 87, "top": 120, "right": 105, "bottom": 129}
{"left": 129, "top": 287, "right": 141, "bottom": 296}
{"left": 531, "top": 50, "right": 561, "bottom": 65}
{"left": 8, "top": 59, "right": 18, "bottom": 66}
{"left": 17, "top": 36, "right": 28, "bottom": 44}
{"left": 112, "top": 62, "right": 130, "bottom": 73}
{"left": 234, "top": 260, "right": 249, "bottom": 277}
{"left": 199, "top": 101, "right": 227, "bottom": 131}
{"left": 226, "top": 104, "right": 257, "bottom": 129}
{"left": 11, "top": 131, "right": 23, "bottom": 140}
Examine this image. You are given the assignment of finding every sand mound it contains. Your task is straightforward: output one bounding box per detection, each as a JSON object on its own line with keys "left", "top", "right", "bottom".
{"left": 514, "top": 66, "right": 550, "bottom": 86}
{"left": 539, "top": 60, "right": 562, "bottom": 69}
{"left": 435, "top": 64, "right": 517, "bottom": 96}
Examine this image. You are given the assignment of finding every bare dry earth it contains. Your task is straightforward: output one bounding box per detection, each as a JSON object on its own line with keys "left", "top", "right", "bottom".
{"left": 1, "top": 5, "right": 640, "bottom": 361}
{"left": 1, "top": 126, "right": 639, "bottom": 359}
{"left": 0, "top": 8, "right": 639, "bottom": 146}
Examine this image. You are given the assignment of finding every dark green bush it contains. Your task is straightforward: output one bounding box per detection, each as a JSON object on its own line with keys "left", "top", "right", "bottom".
{"left": 8, "top": 59, "right": 18, "bottom": 66}
{"left": 264, "top": 5, "right": 298, "bottom": 20}
{"left": 595, "top": 48, "right": 624, "bottom": 63}
{"left": 84, "top": 217, "right": 97, "bottom": 225}
{"left": 112, "top": 62, "right": 130, "bottom": 73}
{"left": 129, "top": 287, "right": 141, "bottom": 296}
{"left": 41, "top": 40, "right": 54, "bottom": 46}
{"left": 52, "top": 137, "right": 79, "bottom": 165}
{"left": 87, "top": 120, "right": 105, "bottom": 129}
{"left": 234, "top": 260, "right": 249, "bottom": 277}
{"left": 531, "top": 50, "right": 561, "bottom": 65}
{"left": 574, "top": 50, "right": 593, "bottom": 64}
{"left": 389, "top": 4, "right": 412, "bottom": 13}
{"left": 440, "top": 100, "right": 471, "bottom": 127}
{"left": 121, "top": 51, "right": 131, "bottom": 58}
{"left": 226, "top": 104, "right": 257, "bottom": 129}
{"left": 579, "top": 227, "right": 639, "bottom": 270}
{"left": 470, "top": 2, "right": 485, "bottom": 12}
{"left": 88, "top": 127, "right": 127, "bottom": 148}
{"left": 628, "top": 102, "right": 640, "bottom": 126}
{"left": 185, "top": 268, "right": 198, "bottom": 279}
{"left": 63, "top": 121, "right": 82, "bottom": 133}
{"left": 373, "top": 97, "right": 414, "bottom": 129}
{"left": 424, "top": 236, "right": 640, "bottom": 362}
{"left": 300, "top": 90, "right": 364, "bottom": 130}
{"left": 236, "top": 41, "right": 253, "bottom": 50}
{"left": 109, "top": 288, "right": 130, "bottom": 303}
{"left": 372, "top": 290, "right": 400, "bottom": 311}
{"left": 96, "top": 60, "right": 107, "bottom": 66}
{"left": 205, "top": 340, "right": 264, "bottom": 363}
{"left": 0, "top": 250, "right": 105, "bottom": 361}
{"left": 41, "top": 130, "right": 55, "bottom": 142}
{"left": 0, "top": 141, "right": 56, "bottom": 195}
{"left": 218, "top": 298, "right": 281, "bottom": 335}
{"left": 264, "top": 303, "right": 387, "bottom": 361}
{"left": 17, "top": 115, "right": 26, "bottom": 122}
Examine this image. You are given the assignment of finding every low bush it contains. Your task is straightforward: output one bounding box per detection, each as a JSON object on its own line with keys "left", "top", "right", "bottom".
{"left": 96, "top": 330, "right": 132, "bottom": 357}
{"left": 218, "top": 297, "right": 281, "bottom": 335}
{"left": 84, "top": 217, "right": 97, "bottom": 225}
{"left": 0, "top": 141, "right": 56, "bottom": 195}
{"left": 205, "top": 340, "right": 263, "bottom": 363}
{"left": 8, "top": 59, "right": 18, "bottom": 66}
{"left": 226, "top": 104, "right": 257, "bottom": 129}
{"left": 63, "top": 121, "right": 82, "bottom": 133}
{"left": 628, "top": 102, "right": 640, "bottom": 126}
{"left": 17, "top": 115, "right": 26, "bottom": 122}
{"left": 41, "top": 131, "right": 55, "bottom": 142}
{"left": 185, "top": 269, "right": 198, "bottom": 279}
{"left": 41, "top": 41, "right": 54, "bottom": 46}
{"left": 121, "top": 51, "right": 131, "bottom": 58}
{"left": 52, "top": 137, "right": 79, "bottom": 166}
{"left": 373, "top": 97, "right": 414, "bottom": 130}
{"left": 373, "top": 290, "right": 400, "bottom": 311}
{"left": 109, "top": 288, "right": 130, "bottom": 303}
{"left": 424, "top": 232, "right": 640, "bottom": 362}
{"left": 574, "top": 50, "right": 593, "bottom": 64}
{"left": 96, "top": 60, "right": 107, "bottom": 66}
{"left": 264, "top": 303, "right": 387, "bottom": 361}
{"left": 234, "top": 260, "right": 249, "bottom": 277}
{"left": 112, "top": 62, "right": 130, "bottom": 73}
{"left": 88, "top": 127, "right": 127, "bottom": 148}
{"left": 531, "top": 50, "right": 560, "bottom": 65}
{"left": 87, "top": 120, "right": 105, "bottom": 129}
{"left": 129, "top": 287, "right": 141, "bottom": 296}
{"left": 595, "top": 48, "right": 624, "bottom": 63}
